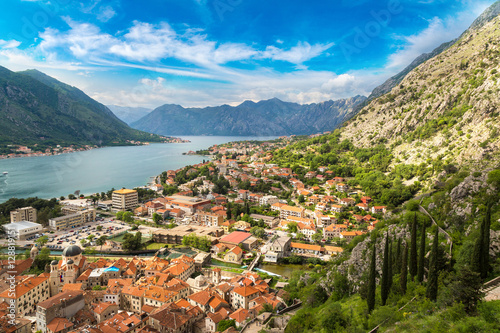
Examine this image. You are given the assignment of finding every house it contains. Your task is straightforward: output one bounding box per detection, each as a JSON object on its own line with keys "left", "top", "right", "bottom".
{"left": 340, "top": 198, "right": 356, "bottom": 206}
{"left": 290, "top": 243, "right": 324, "bottom": 255}
{"left": 371, "top": 206, "right": 387, "bottom": 215}
{"left": 336, "top": 183, "right": 349, "bottom": 192}
{"left": 264, "top": 236, "right": 291, "bottom": 263}
{"left": 92, "top": 301, "right": 119, "bottom": 323}
{"left": 224, "top": 246, "right": 243, "bottom": 263}
{"left": 323, "top": 246, "right": 344, "bottom": 256}
{"left": 237, "top": 190, "right": 249, "bottom": 200}
{"left": 279, "top": 205, "right": 305, "bottom": 219}
{"left": 229, "top": 308, "right": 255, "bottom": 327}
{"left": 331, "top": 204, "right": 344, "bottom": 213}
{"left": 340, "top": 231, "right": 365, "bottom": 242}
{"left": 231, "top": 285, "right": 260, "bottom": 310}
{"left": 36, "top": 291, "right": 85, "bottom": 333}
{"left": 361, "top": 196, "right": 372, "bottom": 204}
{"left": 356, "top": 203, "right": 369, "bottom": 211}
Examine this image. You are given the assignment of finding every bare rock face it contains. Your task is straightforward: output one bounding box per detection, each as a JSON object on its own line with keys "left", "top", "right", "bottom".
{"left": 331, "top": 225, "right": 409, "bottom": 291}
{"left": 490, "top": 230, "right": 500, "bottom": 258}
{"left": 450, "top": 173, "right": 488, "bottom": 202}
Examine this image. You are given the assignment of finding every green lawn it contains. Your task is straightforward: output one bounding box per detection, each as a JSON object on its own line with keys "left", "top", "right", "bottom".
{"left": 146, "top": 243, "right": 168, "bottom": 250}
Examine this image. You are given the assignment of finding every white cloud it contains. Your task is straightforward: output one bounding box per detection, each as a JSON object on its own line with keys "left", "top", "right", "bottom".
{"left": 262, "top": 42, "right": 334, "bottom": 65}
{"left": 386, "top": 2, "right": 491, "bottom": 70}
{"left": 0, "top": 39, "right": 21, "bottom": 49}
{"left": 97, "top": 5, "right": 116, "bottom": 22}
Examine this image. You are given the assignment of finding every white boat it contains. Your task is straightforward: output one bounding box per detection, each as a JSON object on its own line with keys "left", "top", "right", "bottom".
{"left": 2, "top": 172, "right": 7, "bottom": 175}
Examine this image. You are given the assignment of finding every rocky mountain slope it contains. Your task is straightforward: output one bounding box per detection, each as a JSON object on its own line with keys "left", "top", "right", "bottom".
{"left": 107, "top": 105, "right": 152, "bottom": 125}
{"left": 341, "top": 0, "right": 500, "bottom": 126}
{"left": 0, "top": 67, "right": 164, "bottom": 147}
{"left": 131, "top": 96, "right": 366, "bottom": 136}
{"left": 341, "top": 14, "right": 500, "bottom": 170}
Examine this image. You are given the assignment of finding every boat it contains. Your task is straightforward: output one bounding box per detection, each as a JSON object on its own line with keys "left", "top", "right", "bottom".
{"left": 2, "top": 172, "right": 7, "bottom": 175}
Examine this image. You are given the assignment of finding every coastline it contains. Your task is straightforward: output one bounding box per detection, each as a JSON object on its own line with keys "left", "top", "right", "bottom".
{"left": 0, "top": 138, "right": 191, "bottom": 160}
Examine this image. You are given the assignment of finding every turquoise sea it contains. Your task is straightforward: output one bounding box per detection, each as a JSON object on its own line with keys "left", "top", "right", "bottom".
{"left": 0, "top": 136, "right": 276, "bottom": 203}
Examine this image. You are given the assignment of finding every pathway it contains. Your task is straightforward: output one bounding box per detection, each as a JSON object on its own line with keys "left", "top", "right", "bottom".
{"left": 418, "top": 205, "right": 453, "bottom": 254}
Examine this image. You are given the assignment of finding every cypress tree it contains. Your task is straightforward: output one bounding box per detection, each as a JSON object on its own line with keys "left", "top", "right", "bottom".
{"left": 394, "top": 237, "right": 402, "bottom": 273}
{"left": 367, "top": 244, "right": 377, "bottom": 313}
{"left": 388, "top": 238, "right": 393, "bottom": 292}
{"left": 482, "top": 203, "right": 491, "bottom": 279}
{"left": 417, "top": 221, "right": 426, "bottom": 283}
{"left": 381, "top": 233, "right": 390, "bottom": 305}
{"left": 409, "top": 213, "right": 418, "bottom": 280}
{"left": 400, "top": 243, "right": 408, "bottom": 295}
{"left": 472, "top": 217, "right": 485, "bottom": 276}
{"left": 426, "top": 227, "right": 439, "bottom": 301}
{"left": 226, "top": 202, "right": 232, "bottom": 220}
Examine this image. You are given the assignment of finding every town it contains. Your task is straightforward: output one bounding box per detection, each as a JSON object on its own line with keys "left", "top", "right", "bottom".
{"left": 0, "top": 136, "right": 390, "bottom": 333}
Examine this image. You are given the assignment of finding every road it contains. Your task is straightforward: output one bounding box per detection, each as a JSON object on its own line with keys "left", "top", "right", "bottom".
{"left": 418, "top": 205, "right": 453, "bottom": 254}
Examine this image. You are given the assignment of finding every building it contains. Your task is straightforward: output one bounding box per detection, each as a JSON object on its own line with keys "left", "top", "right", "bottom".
{"left": 49, "top": 245, "right": 87, "bottom": 296}
{"left": 48, "top": 209, "right": 95, "bottom": 231}
{"left": 264, "top": 236, "right": 291, "bottom": 263}
{"left": 224, "top": 246, "right": 243, "bottom": 263}
{"left": 152, "top": 225, "right": 222, "bottom": 245}
{"left": 195, "top": 211, "right": 223, "bottom": 227}
{"left": 36, "top": 291, "right": 85, "bottom": 333}
{"left": 0, "top": 275, "right": 50, "bottom": 316}
{"left": 279, "top": 205, "right": 305, "bottom": 219}
{"left": 10, "top": 206, "right": 37, "bottom": 223}
{"left": 112, "top": 189, "right": 139, "bottom": 211}
{"left": 290, "top": 242, "right": 324, "bottom": 256}
{"left": 3, "top": 221, "right": 43, "bottom": 240}
{"left": 164, "top": 195, "right": 211, "bottom": 215}
{"left": 371, "top": 206, "right": 387, "bottom": 215}
{"left": 231, "top": 285, "right": 260, "bottom": 310}
{"left": 219, "top": 231, "right": 258, "bottom": 251}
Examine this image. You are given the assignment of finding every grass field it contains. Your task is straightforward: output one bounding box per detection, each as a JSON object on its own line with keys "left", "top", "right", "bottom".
{"left": 146, "top": 243, "right": 168, "bottom": 250}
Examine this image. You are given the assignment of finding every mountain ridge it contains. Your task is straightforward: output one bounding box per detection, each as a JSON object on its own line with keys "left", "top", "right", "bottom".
{"left": 0, "top": 66, "right": 165, "bottom": 149}
{"left": 131, "top": 95, "right": 367, "bottom": 136}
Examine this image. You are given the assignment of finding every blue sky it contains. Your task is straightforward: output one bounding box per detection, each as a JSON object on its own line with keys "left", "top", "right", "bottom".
{"left": 0, "top": 0, "right": 495, "bottom": 108}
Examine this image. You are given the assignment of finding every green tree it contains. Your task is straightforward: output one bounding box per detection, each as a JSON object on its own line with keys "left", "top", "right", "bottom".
{"left": 96, "top": 225, "right": 103, "bottom": 231}
{"left": 122, "top": 212, "right": 134, "bottom": 222}
{"left": 287, "top": 221, "right": 298, "bottom": 233}
{"left": 482, "top": 203, "right": 491, "bottom": 279}
{"left": 116, "top": 211, "right": 124, "bottom": 220}
{"left": 451, "top": 267, "right": 484, "bottom": 313}
{"left": 367, "top": 244, "right": 377, "bottom": 313}
{"left": 152, "top": 212, "right": 162, "bottom": 225}
{"left": 298, "top": 195, "right": 305, "bottom": 203}
{"left": 409, "top": 213, "right": 418, "bottom": 281}
{"left": 217, "top": 319, "right": 236, "bottom": 332}
{"left": 381, "top": 233, "right": 390, "bottom": 306}
{"left": 400, "top": 243, "right": 408, "bottom": 295}
{"left": 96, "top": 235, "right": 107, "bottom": 253}
{"left": 426, "top": 227, "right": 439, "bottom": 301}
{"left": 35, "top": 235, "right": 49, "bottom": 247}
{"left": 417, "top": 221, "right": 426, "bottom": 283}
{"left": 312, "top": 231, "right": 323, "bottom": 244}
{"left": 250, "top": 226, "right": 265, "bottom": 239}
{"left": 226, "top": 202, "right": 232, "bottom": 220}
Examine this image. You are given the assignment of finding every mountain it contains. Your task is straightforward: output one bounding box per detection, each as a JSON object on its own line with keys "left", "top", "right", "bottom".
{"left": 107, "top": 105, "right": 152, "bottom": 125}
{"left": 131, "top": 96, "right": 367, "bottom": 136}
{"left": 341, "top": 0, "right": 500, "bottom": 124}
{"left": 0, "top": 67, "right": 164, "bottom": 147}
{"left": 341, "top": 10, "right": 500, "bottom": 168}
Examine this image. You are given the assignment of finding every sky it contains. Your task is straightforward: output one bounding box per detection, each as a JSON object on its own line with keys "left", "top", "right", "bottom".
{"left": 0, "top": 0, "right": 496, "bottom": 109}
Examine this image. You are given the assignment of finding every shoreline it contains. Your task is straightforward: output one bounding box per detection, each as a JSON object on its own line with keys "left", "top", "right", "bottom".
{"left": 0, "top": 138, "right": 191, "bottom": 161}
